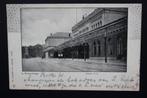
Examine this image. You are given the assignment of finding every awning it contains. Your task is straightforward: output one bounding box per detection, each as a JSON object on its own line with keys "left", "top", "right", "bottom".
{"left": 43, "top": 46, "right": 55, "bottom": 52}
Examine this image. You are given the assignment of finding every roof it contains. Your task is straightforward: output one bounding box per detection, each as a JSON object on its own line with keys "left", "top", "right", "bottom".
{"left": 72, "top": 8, "right": 127, "bottom": 31}
{"left": 52, "top": 32, "right": 71, "bottom": 37}
{"left": 45, "top": 32, "right": 71, "bottom": 41}
{"left": 72, "top": 8, "right": 103, "bottom": 30}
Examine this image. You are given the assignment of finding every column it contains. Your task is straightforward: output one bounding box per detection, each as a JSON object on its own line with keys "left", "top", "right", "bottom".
{"left": 45, "top": 52, "right": 48, "bottom": 58}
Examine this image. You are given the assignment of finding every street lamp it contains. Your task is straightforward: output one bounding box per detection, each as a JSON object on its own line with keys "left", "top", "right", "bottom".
{"left": 83, "top": 43, "right": 86, "bottom": 61}
{"left": 104, "top": 28, "right": 107, "bottom": 63}
{"left": 71, "top": 46, "right": 73, "bottom": 60}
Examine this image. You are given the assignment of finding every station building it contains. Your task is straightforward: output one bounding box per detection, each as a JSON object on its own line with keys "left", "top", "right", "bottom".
{"left": 43, "top": 8, "right": 128, "bottom": 62}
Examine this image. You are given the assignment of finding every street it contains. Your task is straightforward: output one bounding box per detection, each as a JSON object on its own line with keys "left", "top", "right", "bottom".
{"left": 22, "top": 57, "right": 127, "bottom": 72}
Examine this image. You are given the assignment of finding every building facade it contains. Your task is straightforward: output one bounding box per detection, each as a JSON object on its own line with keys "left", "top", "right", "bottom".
{"left": 43, "top": 32, "right": 71, "bottom": 58}
{"left": 22, "top": 46, "right": 29, "bottom": 58}
{"left": 44, "top": 8, "right": 128, "bottom": 62}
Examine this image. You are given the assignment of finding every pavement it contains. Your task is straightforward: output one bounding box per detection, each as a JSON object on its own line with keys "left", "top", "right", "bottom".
{"left": 22, "top": 57, "right": 127, "bottom": 72}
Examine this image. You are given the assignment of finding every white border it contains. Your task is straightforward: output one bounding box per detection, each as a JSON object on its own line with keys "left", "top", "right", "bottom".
{"left": 7, "top": 4, "right": 141, "bottom": 91}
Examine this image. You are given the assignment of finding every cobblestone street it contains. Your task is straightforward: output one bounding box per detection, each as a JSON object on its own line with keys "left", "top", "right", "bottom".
{"left": 22, "top": 57, "right": 127, "bottom": 72}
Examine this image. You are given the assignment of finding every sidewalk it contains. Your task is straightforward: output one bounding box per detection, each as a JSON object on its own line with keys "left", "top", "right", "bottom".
{"left": 87, "top": 59, "right": 126, "bottom": 65}
{"left": 54, "top": 58, "right": 126, "bottom": 66}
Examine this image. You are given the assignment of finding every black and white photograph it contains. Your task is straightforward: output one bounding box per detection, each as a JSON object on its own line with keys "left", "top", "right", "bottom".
{"left": 21, "top": 7, "right": 128, "bottom": 72}
{"left": 6, "top": 4, "right": 141, "bottom": 90}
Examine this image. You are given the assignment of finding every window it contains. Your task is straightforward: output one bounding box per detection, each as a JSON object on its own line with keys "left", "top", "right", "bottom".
{"left": 87, "top": 27, "right": 89, "bottom": 31}
{"left": 91, "top": 25, "right": 94, "bottom": 29}
{"left": 93, "top": 41, "right": 96, "bottom": 56}
{"left": 117, "top": 37, "right": 122, "bottom": 56}
{"left": 100, "top": 21, "right": 102, "bottom": 26}
{"left": 97, "top": 40, "right": 101, "bottom": 56}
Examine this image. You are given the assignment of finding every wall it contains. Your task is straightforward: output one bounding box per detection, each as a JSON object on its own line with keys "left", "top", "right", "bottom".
{"left": 102, "top": 9, "right": 127, "bottom": 26}
{"left": 45, "top": 37, "right": 70, "bottom": 47}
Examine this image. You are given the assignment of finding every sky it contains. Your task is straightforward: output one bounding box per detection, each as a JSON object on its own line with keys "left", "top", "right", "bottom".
{"left": 21, "top": 8, "right": 95, "bottom": 46}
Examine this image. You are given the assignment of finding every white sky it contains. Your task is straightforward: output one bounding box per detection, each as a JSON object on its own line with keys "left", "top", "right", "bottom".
{"left": 21, "top": 8, "right": 95, "bottom": 46}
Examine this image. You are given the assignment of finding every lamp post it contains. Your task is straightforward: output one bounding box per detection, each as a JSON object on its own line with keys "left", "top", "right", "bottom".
{"left": 104, "top": 28, "right": 107, "bottom": 63}
{"left": 71, "top": 46, "right": 73, "bottom": 60}
{"left": 83, "top": 43, "right": 86, "bottom": 61}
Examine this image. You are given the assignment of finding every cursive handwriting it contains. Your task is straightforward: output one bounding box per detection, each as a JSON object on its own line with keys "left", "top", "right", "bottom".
{"left": 22, "top": 72, "right": 139, "bottom": 90}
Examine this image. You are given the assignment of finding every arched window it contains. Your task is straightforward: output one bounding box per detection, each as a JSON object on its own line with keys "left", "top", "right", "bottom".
{"left": 100, "top": 21, "right": 102, "bottom": 26}
{"left": 117, "top": 37, "right": 122, "bottom": 56}
{"left": 97, "top": 40, "right": 101, "bottom": 56}
{"left": 98, "top": 22, "right": 100, "bottom": 27}
{"left": 85, "top": 43, "right": 89, "bottom": 58}
{"left": 93, "top": 41, "right": 96, "bottom": 56}
{"left": 108, "top": 38, "right": 113, "bottom": 56}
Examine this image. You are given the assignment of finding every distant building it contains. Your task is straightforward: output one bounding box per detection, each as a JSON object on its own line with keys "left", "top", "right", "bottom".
{"left": 43, "top": 32, "right": 71, "bottom": 58}
{"left": 51, "top": 8, "right": 128, "bottom": 62}
{"left": 22, "top": 46, "right": 29, "bottom": 58}
{"left": 22, "top": 44, "right": 43, "bottom": 58}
